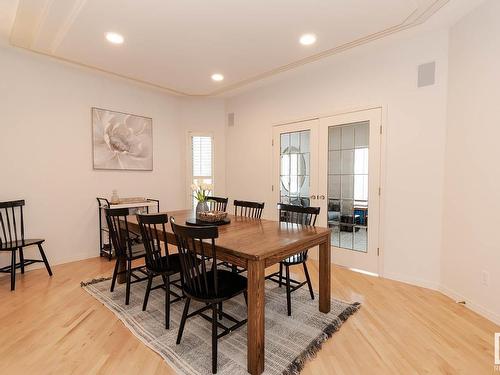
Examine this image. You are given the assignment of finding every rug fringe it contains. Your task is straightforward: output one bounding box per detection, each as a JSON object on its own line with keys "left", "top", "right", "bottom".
{"left": 80, "top": 277, "right": 112, "bottom": 287}
{"left": 283, "top": 302, "right": 361, "bottom": 375}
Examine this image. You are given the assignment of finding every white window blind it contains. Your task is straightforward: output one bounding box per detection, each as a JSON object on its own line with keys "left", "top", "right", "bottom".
{"left": 192, "top": 136, "right": 213, "bottom": 178}
{"left": 190, "top": 135, "right": 214, "bottom": 206}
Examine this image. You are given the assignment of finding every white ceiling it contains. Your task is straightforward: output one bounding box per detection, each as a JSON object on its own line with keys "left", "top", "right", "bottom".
{"left": 1, "top": 0, "right": 477, "bottom": 96}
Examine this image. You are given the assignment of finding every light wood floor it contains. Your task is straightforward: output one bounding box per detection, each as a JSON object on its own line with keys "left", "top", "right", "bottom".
{"left": 0, "top": 257, "right": 498, "bottom": 374}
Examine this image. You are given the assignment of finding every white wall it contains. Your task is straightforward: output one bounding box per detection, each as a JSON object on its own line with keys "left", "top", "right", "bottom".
{"left": 0, "top": 45, "right": 224, "bottom": 267}
{"left": 1, "top": 0, "right": 497, "bottom": 325}
{"left": 179, "top": 98, "right": 227, "bottom": 205}
{"left": 225, "top": 27, "right": 450, "bottom": 289}
{"left": 441, "top": 0, "right": 500, "bottom": 324}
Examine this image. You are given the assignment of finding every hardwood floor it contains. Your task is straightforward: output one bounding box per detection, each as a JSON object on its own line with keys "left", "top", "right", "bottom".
{"left": 0, "top": 257, "right": 498, "bottom": 374}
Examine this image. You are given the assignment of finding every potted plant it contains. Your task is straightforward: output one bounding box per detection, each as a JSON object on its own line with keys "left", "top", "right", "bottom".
{"left": 191, "top": 182, "right": 214, "bottom": 218}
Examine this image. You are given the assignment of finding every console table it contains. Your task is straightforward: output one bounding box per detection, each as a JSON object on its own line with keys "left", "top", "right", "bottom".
{"left": 96, "top": 197, "right": 160, "bottom": 259}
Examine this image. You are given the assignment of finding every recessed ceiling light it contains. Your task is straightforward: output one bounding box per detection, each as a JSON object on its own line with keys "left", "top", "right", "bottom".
{"left": 105, "top": 32, "right": 124, "bottom": 45}
{"left": 211, "top": 73, "right": 224, "bottom": 82}
{"left": 299, "top": 33, "right": 317, "bottom": 46}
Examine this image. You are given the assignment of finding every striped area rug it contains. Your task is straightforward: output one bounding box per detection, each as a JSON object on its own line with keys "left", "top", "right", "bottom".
{"left": 82, "top": 276, "right": 359, "bottom": 375}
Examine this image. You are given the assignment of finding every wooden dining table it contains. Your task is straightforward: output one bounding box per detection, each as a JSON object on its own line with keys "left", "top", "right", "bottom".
{"left": 127, "top": 209, "right": 332, "bottom": 375}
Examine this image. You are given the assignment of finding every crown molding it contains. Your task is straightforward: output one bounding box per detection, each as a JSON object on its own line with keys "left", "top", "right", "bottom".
{"left": 9, "top": 0, "right": 449, "bottom": 97}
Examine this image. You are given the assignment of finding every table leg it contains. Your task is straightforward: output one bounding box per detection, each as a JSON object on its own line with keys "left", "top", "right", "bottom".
{"left": 247, "top": 259, "right": 265, "bottom": 375}
{"left": 117, "top": 257, "right": 126, "bottom": 284}
{"left": 319, "top": 234, "right": 331, "bottom": 313}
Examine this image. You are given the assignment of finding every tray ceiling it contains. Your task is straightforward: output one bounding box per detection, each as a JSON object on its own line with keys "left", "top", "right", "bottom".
{"left": 8, "top": 0, "right": 450, "bottom": 96}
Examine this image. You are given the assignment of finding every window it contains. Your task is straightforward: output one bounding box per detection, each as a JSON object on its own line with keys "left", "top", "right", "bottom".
{"left": 189, "top": 133, "right": 214, "bottom": 206}
{"left": 280, "top": 130, "right": 310, "bottom": 206}
{"left": 327, "top": 121, "right": 369, "bottom": 252}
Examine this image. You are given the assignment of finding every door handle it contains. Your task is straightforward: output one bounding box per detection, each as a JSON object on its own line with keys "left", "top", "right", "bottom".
{"left": 310, "top": 195, "right": 317, "bottom": 200}
{"left": 319, "top": 195, "right": 325, "bottom": 200}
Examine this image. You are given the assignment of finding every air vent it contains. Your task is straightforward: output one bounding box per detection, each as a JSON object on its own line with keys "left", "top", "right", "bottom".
{"left": 418, "top": 62, "right": 436, "bottom": 88}
{"left": 227, "top": 112, "right": 235, "bottom": 127}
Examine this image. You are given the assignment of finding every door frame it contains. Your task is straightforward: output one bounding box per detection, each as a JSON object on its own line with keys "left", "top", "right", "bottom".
{"left": 271, "top": 105, "right": 387, "bottom": 277}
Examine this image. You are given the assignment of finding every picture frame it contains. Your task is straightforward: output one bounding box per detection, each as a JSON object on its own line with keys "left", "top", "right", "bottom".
{"left": 92, "top": 107, "right": 153, "bottom": 171}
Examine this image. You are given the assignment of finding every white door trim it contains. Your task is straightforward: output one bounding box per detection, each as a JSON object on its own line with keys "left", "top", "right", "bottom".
{"left": 271, "top": 106, "right": 386, "bottom": 276}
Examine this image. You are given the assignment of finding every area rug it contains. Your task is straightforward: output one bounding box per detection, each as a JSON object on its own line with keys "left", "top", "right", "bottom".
{"left": 82, "top": 276, "right": 360, "bottom": 375}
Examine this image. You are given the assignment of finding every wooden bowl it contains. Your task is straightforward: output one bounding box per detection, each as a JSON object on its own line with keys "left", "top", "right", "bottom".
{"left": 198, "top": 211, "right": 228, "bottom": 223}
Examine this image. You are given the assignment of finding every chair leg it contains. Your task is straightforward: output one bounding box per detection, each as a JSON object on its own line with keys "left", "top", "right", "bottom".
{"left": 37, "top": 244, "right": 52, "bottom": 276}
{"left": 162, "top": 275, "right": 170, "bottom": 329}
{"left": 110, "top": 258, "right": 120, "bottom": 292}
{"left": 19, "top": 247, "right": 25, "bottom": 274}
{"left": 142, "top": 273, "right": 153, "bottom": 311}
{"left": 180, "top": 276, "right": 186, "bottom": 297}
{"left": 11, "top": 250, "right": 16, "bottom": 291}
{"left": 176, "top": 297, "right": 191, "bottom": 344}
{"left": 243, "top": 291, "right": 248, "bottom": 306}
{"left": 218, "top": 302, "right": 223, "bottom": 320}
{"left": 285, "top": 265, "right": 292, "bottom": 316}
{"left": 212, "top": 304, "right": 218, "bottom": 374}
{"left": 278, "top": 263, "right": 283, "bottom": 287}
{"left": 303, "top": 262, "right": 315, "bottom": 300}
{"left": 125, "top": 260, "right": 132, "bottom": 305}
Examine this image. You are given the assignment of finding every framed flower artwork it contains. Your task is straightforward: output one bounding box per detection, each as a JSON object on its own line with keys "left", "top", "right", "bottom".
{"left": 92, "top": 107, "right": 153, "bottom": 171}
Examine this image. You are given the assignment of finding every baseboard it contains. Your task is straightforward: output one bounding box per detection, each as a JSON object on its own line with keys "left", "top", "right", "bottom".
{"left": 382, "top": 271, "right": 441, "bottom": 291}
{"left": 0, "top": 251, "right": 96, "bottom": 278}
{"left": 51, "top": 252, "right": 97, "bottom": 266}
{"left": 365, "top": 272, "right": 500, "bottom": 325}
{"left": 439, "top": 284, "right": 500, "bottom": 326}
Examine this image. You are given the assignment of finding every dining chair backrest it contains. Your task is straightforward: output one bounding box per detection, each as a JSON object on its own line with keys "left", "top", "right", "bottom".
{"left": 233, "top": 200, "right": 265, "bottom": 218}
{"left": 208, "top": 196, "right": 228, "bottom": 212}
{"left": 278, "top": 203, "right": 320, "bottom": 263}
{"left": 105, "top": 207, "right": 134, "bottom": 259}
{"left": 0, "top": 200, "right": 26, "bottom": 249}
{"left": 170, "top": 217, "right": 219, "bottom": 298}
{"left": 137, "top": 213, "right": 171, "bottom": 271}
{"left": 277, "top": 203, "right": 320, "bottom": 226}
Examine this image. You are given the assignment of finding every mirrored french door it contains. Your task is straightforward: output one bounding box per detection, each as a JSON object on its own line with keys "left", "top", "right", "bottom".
{"left": 273, "top": 108, "right": 381, "bottom": 274}
{"left": 273, "top": 119, "right": 319, "bottom": 207}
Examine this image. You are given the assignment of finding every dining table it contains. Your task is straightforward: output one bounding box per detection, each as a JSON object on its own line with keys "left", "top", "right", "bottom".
{"left": 126, "top": 209, "right": 332, "bottom": 375}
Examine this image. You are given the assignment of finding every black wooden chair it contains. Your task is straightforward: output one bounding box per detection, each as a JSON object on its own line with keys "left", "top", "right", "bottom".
{"left": 106, "top": 208, "right": 148, "bottom": 305}
{"left": 170, "top": 218, "right": 247, "bottom": 374}
{"left": 266, "top": 203, "right": 320, "bottom": 316}
{"left": 220, "top": 200, "right": 266, "bottom": 274}
{"left": 207, "top": 196, "right": 228, "bottom": 212}
{"left": 0, "top": 200, "right": 52, "bottom": 290}
{"left": 233, "top": 200, "right": 265, "bottom": 218}
{"left": 97, "top": 197, "right": 142, "bottom": 260}
{"left": 137, "top": 213, "right": 184, "bottom": 329}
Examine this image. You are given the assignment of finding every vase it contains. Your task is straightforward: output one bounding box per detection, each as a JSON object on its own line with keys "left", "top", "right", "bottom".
{"left": 196, "top": 201, "right": 209, "bottom": 219}
{"left": 110, "top": 190, "right": 120, "bottom": 204}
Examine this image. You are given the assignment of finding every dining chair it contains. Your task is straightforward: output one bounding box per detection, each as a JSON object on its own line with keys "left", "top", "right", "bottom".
{"left": 0, "top": 200, "right": 52, "bottom": 290}
{"left": 106, "top": 207, "right": 148, "bottom": 305}
{"left": 170, "top": 218, "right": 248, "bottom": 374}
{"left": 137, "top": 213, "right": 184, "bottom": 328}
{"left": 207, "top": 196, "right": 228, "bottom": 212}
{"left": 221, "top": 200, "right": 266, "bottom": 273}
{"left": 266, "top": 203, "right": 320, "bottom": 316}
{"left": 233, "top": 200, "right": 265, "bottom": 218}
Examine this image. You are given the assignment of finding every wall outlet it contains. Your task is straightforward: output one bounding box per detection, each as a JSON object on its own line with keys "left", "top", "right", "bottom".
{"left": 481, "top": 271, "right": 489, "bottom": 286}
